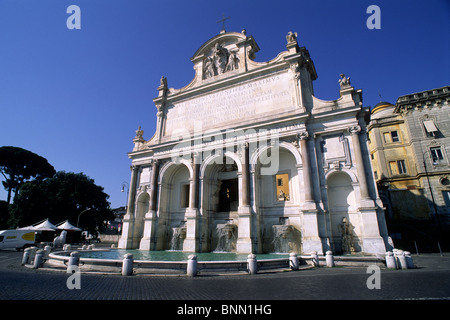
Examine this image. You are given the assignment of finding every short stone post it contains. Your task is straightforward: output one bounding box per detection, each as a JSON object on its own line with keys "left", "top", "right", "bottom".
{"left": 122, "top": 253, "right": 134, "bottom": 276}
{"left": 67, "top": 251, "right": 80, "bottom": 273}
{"left": 187, "top": 255, "right": 198, "bottom": 277}
{"left": 325, "top": 251, "right": 335, "bottom": 267}
{"left": 44, "top": 245, "right": 52, "bottom": 259}
{"left": 289, "top": 253, "right": 299, "bottom": 271}
{"left": 311, "top": 251, "right": 320, "bottom": 267}
{"left": 22, "top": 247, "right": 32, "bottom": 265}
{"left": 404, "top": 251, "right": 414, "bottom": 269}
{"left": 28, "top": 247, "right": 38, "bottom": 264}
{"left": 247, "top": 254, "right": 258, "bottom": 275}
{"left": 393, "top": 249, "right": 399, "bottom": 268}
{"left": 396, "top": 250, "right": 407, "bottom": 270}
{"left": 33, "top": 249, "right": 44, "bottom": 269}
{"left": 385, "top": 251, "right": 397, "bottom": 269}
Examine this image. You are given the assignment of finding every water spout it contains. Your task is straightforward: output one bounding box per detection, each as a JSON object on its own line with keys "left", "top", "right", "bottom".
{"left": 214, "top": 223, "right": 237, "bottom": 252}
{"left": 272, "top": 224, "right": 294, "bottom": 253}
{"left": 169, "top": 227, "right": 186, "bottom": 251}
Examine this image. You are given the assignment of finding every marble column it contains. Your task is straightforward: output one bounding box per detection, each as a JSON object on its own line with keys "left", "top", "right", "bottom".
{"left": 237, "top": 142, "right": 253, "bottom": 253}
{"left": 140, "top": 160, "right": 159, "bottom": 250}
{"left": 184, "top": 154, "right": 200, "bottom": 252}
{"left": 298, "top": 132, "right": 323, "bottom": 254}
{"left": 298, "top": 132, "right": 315, "bottom": 209}
{"left": 118, "top": 165, "right": 139, "bottom": 249}
{"left": 349, "top": 126, "right": 386, "bottom": 253}
{"left": 349, "top": 126, "right": 373, "bottom": 206}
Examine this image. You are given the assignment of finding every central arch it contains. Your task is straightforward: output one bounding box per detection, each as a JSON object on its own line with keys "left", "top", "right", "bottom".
{"left": 200, "top": 152, "right": 242, "bottom": 252}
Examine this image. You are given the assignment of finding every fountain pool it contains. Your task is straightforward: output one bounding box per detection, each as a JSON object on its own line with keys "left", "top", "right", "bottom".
{"left": 77, "top": 249, "right": 289, "bottom": 261}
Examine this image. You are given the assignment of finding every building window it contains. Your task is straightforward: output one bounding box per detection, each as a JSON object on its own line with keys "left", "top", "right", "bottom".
{"left": 391, "top": 131, "right": 400, "bottom": 142}
{"left": 423, "top": 119, "right": 438, "bottom": 137}
{"left": 374, "top": 171, "right": 378, "bottom": 180}
{"left": 383, "top": 131, "right": 400, "bottom": 143}
{"left": 443, "top": 191, "right": 450, "bottom": 214}
{"left": 389, "top": 160, "right": 407, "bottom": 175}
{"left": 430, "top": 147, "right": 444, "bottom": 164}
{"left": 397, "top": 160, "right": 407, "bottom": 174}
{"left": 276, "top": 173, "right": 290, "bottom": 201}
{"left": 180, "top": 184, "right": 190, "bottom": 208}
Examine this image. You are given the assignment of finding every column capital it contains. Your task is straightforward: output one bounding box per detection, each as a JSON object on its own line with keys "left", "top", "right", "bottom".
{"left": 297, "top": 131, "right": 310, "bottom": 141}
{"left": 348, "top": 125, "right": 361, "bottom": 135}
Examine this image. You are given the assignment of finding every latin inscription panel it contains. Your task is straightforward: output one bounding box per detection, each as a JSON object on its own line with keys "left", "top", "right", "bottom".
{"left": 164, "top": 72, "right": 295, "bottom": 136}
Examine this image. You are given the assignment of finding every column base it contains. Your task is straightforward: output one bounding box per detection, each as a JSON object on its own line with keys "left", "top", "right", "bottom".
{"left": 183, "top": 208, "right": 199, "bottom": 252}
{"left": 236, "top": 205, "right": 253, "bottom": 254}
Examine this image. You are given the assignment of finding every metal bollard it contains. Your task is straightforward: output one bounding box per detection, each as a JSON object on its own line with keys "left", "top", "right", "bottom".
{"left": 311, "top": 251, "right": 320, "bottom": 267}
{"left": 289, "top": 252, "right": 299, "bottom": 270}
{"left": 396, "top": 250, "right": 408, "bottom": 270}
{"left": 325, "top": 251, "right": 335, "bottom": 267}
{"left": 247, "top": 254, "right": 258, "bottom": 275}
{"left": 67, "top": 251, "right": 80, "bottom": 273}
{"left": 22, "top": 247, "right": 31, "bottom": 265}
{"left": 187, "top": 255, "right": 198, "bottom": 277}
{"left": 33, "top": 249, "right": 44, "bottom": 269}
{"left": 404, "top": 251, "right": 414, "bottom": 269}
{"left": 122, "top": 253, "right": 134, "bottom": 276}
{"left": 385, "top": 251, "right": 397, "bottom": 269}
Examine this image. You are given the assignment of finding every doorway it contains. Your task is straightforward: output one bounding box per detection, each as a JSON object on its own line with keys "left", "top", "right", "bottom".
{"left": 218, "top": 178, "right": 238, "bottom": 212}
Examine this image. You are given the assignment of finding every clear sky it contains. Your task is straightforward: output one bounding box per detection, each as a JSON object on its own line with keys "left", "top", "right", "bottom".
{"left": 0, "top": 0, "right": 449, "bottom": 209}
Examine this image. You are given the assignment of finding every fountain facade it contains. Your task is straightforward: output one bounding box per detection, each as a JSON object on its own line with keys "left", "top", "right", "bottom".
{"left": 118, "top": 30, "right": 391, "bottom": 256}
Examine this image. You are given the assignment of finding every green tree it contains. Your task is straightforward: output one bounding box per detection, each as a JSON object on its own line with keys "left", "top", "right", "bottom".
{"left": 0, "top": 146, "right": 55, "bottom": 204}
{"left": 0, "top": 200, "right": 9, "bottom": 230}
{"left": 10, "top": 171, "right": 114, "bottom": 232}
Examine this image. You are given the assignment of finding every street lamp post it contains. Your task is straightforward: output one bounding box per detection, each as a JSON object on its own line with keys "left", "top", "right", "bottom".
{"left": 422, "top": 150, "right": 441, "bottom": 230}
{"left": 121, "top": 181, "right": 129, "bottom": 211}
{"left": 77, "top": 207, "right": 92, "bottom": 228}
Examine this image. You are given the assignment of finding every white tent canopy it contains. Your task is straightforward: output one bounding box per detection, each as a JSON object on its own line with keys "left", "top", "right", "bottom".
{"left": 56, "top": 220, "right": 82, "bottom": 231}
{"left": 17, "top": 218, "right": 58, "bottom": 231}
{"left": 32, "top": 218, "right": 57, "bottom": 231}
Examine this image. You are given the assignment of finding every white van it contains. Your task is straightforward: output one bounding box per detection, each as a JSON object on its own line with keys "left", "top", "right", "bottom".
{"left": 0, "top": 229, "right": 36, "bottom": 251}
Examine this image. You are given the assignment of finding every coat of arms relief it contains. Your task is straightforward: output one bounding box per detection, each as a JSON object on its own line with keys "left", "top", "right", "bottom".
{"left": 203, "top": 43, "right": 240, "bottom": 79}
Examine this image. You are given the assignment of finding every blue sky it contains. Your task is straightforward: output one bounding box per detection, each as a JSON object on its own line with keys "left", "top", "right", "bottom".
{"left": 0, "top": 0, "right": 449, "bottom": 209}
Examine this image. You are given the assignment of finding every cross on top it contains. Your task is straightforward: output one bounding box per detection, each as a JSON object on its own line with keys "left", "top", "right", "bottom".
{"left": 217, "top": 14, "right": 231, "bottom": 33}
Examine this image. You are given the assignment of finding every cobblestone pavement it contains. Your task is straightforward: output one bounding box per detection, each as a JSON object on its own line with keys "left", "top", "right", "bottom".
{"left": 1, "top": 249, "right": 450, "bottom": 302}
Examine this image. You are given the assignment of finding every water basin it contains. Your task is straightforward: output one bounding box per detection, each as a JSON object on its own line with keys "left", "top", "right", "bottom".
{"left": 78, "top": 249, "right": 289, "bottom": 262}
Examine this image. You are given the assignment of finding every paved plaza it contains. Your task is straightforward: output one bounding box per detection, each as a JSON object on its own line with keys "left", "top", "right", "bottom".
{"left": 1, "top": 249, "right": 450, "bottom": 302}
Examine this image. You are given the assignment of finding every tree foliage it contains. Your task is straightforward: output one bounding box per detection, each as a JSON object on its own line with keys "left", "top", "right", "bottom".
{"left": 9, "top": 171, "right": 114, "bottom": 232}
{"left": 0, "top": 146, "right": 55, "bottom": 204}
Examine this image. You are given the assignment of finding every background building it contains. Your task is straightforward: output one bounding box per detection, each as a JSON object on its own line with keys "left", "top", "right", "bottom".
{"left": 368, "top": 86, "right": 450, "bottom": 252}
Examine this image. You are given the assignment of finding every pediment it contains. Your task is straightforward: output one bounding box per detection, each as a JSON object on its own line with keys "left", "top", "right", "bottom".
{"left": 190, "top": 31, "right": 260, "bottom": 83}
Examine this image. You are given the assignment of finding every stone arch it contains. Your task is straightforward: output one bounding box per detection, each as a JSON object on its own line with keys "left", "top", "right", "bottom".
{"left": 200, "top": 152, "right": 242, "bottom": 252}
{"left": 156, "top": 160, "right": 193, "bottom": 250}
{"left": 158, "top": 159, "right": 193, "bottom": 184}
{"left": 325, "top": 170, "right": 360, "bottom": 253}
{"left": 200, "top": 151, "right": 242, "bottom": 179}
{"left": 251, "top": 142, "right": 303, "bottom": 253}
{"left": 250, "top": 141, "right": 302, "bottom": 168}
{"left": 132, "top": 191, "right": 150, "bottom": 248}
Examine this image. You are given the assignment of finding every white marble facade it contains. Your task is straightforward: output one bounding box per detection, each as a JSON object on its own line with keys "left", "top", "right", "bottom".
{"left": 119, "top": 30, "right": 391, "bottom": 255}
